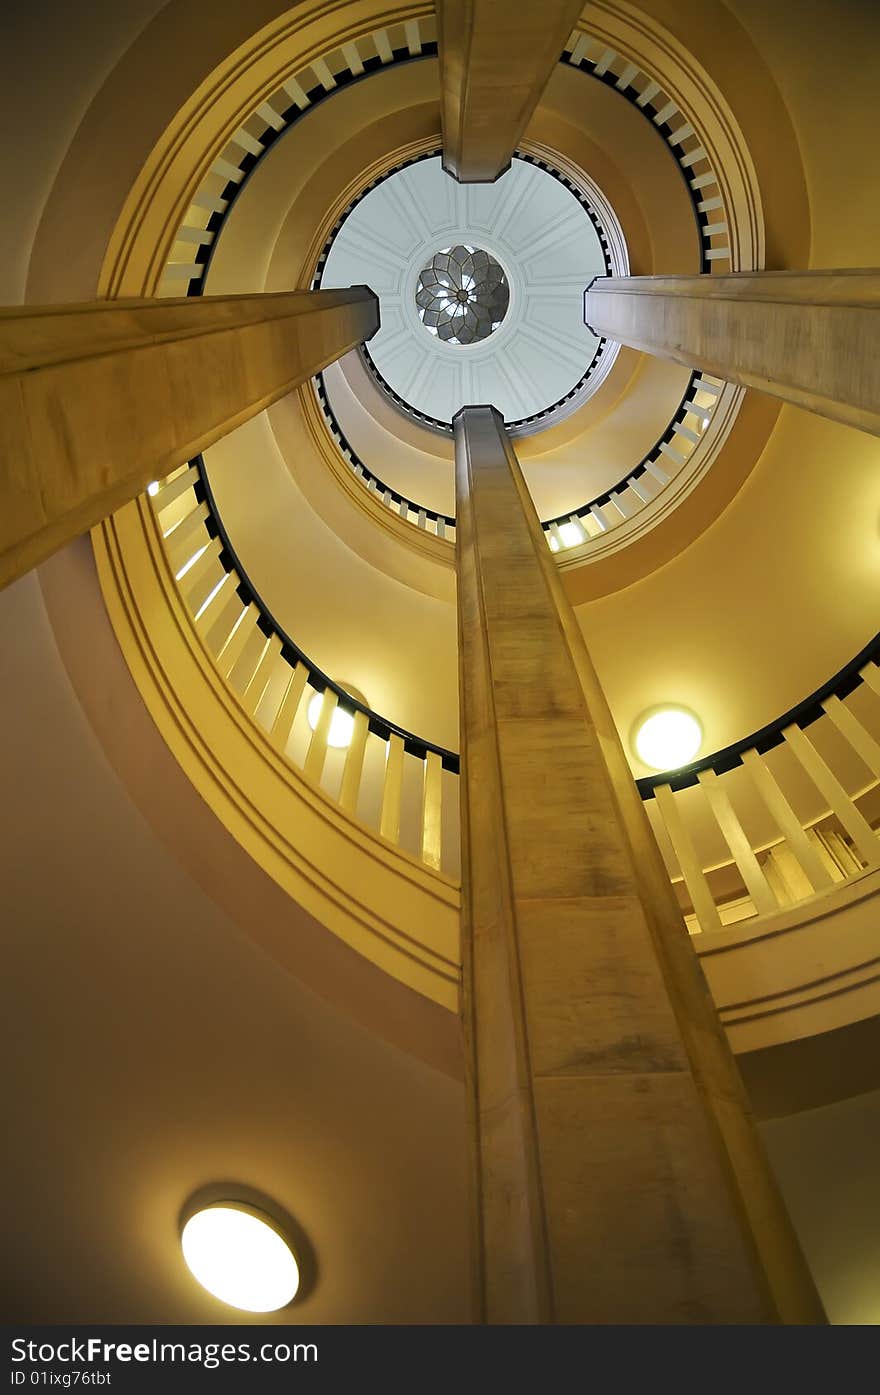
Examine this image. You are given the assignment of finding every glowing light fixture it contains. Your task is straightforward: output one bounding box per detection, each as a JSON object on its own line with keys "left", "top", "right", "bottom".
{"left": 633, "top": 706, "right": 702, "bottom": 772}
{"left": 558, "top": 521, "right": 585, "bottom": 548}
{"left": 181, "top": 1204, "right": 299, "bottom": 1312}
{"left": 147, "top": 481, "right": 160, "bottom": 496}
{"left": 307, "top": 690, "right": 355, "bottom": 748}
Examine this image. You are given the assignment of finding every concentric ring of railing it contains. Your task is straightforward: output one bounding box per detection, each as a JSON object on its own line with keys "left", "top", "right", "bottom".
{"left": 561, "top": 29, "right": 730, "bottom": 272}
{"left": 540, "top": 370, "right": 724, "bottom": 550}
{"left": 641, "top": 635, "right": 880, "bottom": 933}
{"left": 150, "top": 453, "right": 880, "bottom": 935}
{"left": 151, "top": 12, "right": 736, "bottom": 553}
{"left": 313, "top": 374, "right": 456, "bottom": 540}
{"left": 158, "top": 16, "right": 730, "bottom": 298}
{"left": 313, "top": 366, "right": 726, "bottom": 550}
{"left": 148, "top": 458, "right": 460, "bottom": 878}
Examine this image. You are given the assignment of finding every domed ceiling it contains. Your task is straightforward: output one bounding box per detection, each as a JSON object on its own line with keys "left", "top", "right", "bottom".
{"left": 319, "top": 154, "right": 611, "bottom": 427}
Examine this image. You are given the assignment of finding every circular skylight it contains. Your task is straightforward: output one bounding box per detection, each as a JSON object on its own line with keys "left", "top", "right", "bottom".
{"left": 415, "top": 245, "right": 509, "bottom": 345}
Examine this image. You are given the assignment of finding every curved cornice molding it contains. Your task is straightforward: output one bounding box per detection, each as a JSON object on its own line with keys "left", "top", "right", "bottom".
{"left": 89, "top": 497, "right": 880, "bottom": 1062}
{"left": 98, "top": 1, "right": 435, "bottom": 297}
{"left": 267, "top": 384, "right": 457, "bottom": 597}
{"left": 39, "top": 536, "right": 463, "bottom": 1078}
{"left": 93, "top": 493, "right": 461, "bottom": 1010}
{"left": 576, "top": 0, "right": 766, "bottom": 271}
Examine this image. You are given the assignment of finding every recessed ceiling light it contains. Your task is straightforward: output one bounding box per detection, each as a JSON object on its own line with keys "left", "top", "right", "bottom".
{"left": 147, "top": 481, "right": 160, "bottom": 496}
{"left": 307, "top": 690, "right": 355, "bottom": 748}
{"left": 181, "top": 1203, "right": 299, "bottom": 1313}
{"left": 633, "top": 706, "right": 702, "bottom": 772}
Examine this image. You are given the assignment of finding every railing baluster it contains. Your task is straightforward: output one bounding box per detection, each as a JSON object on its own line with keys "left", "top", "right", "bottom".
{"left": 421, "top": 750, "right": 443, "bottom": 870}
{"left": 227, "top": 618, "right": 268, "bottom": 692}
{"left": 240, "top": 634, "right": 281, "bottom": 712}
{"left": 741, "top": 749, "right": 833, "bottom": 892}
{"left": 151, "top": 464, "right": 199, "bottom": 509}
{"left": 858, "top": 660, "right": 880, "bottom": 698}
{"left": 815, "top": 828, "right": 862, "bottom": 879}
{"left": 217, "top": 605, "right": 258, "bottom": 679}
{"left": 179, "top": 536, "right": 222, "bottom": 608}
{"left": 697, "top": 769, "right": 778, "bottom": 915}
{"left": 339, "top": 710, "right": 369, "bottom": 815}
{"left": 653, "top": 782, "right": 721, "bottom": 931}
{"left": 380, "top": 733, "right": 405, "bottom": 843}
{"left": 164, "top": 503, "right": 210, "bottom": 572}
{"left": 303, "top": 689, "right": 337, "bottom": 784}
{"left": 822, "top": 694, "right": 880, "bottom": 777}
{"left": 783, "top": 723, "right": 880, "bottom": 868}
{"left": 269, "top": 663, "right": 308, "bottom": 751}
{"left": 202, "top": 589, "right": 243, "bottom": 654}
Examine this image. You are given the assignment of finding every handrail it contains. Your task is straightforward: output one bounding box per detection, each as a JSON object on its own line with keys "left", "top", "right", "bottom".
{"left": 154, "top": 15, "right": 735, "bottom": 549}
{"left": 561, "top": 33, "right": 724, "bottom": 274}
{"left": 638, "top": 631, "right": 880, "bottom": 797}
{"left": 313, "top": 362, "right": 726, "bottom": 549}
{"left": 152, "top": 456, "right": 880, "bottom": 926}
{"left": 359, "top": 332, "right": 606, "bottom": 436}
{"left": 540, "top": 369, "right": 701, "bottom": 532}
{"left": 193, "top": 455, "right": 460, "bottom": 772}
{"left": 313, "top": 373, "right": 456, "bottom": 534}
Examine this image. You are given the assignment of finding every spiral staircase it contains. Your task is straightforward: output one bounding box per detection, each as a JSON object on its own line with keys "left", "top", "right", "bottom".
{"left": 2, "top": 0, "right": 880, "bottom": 1325}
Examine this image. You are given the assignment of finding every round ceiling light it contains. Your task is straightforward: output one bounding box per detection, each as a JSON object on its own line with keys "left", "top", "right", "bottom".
{"left": 181, "top": 1203, "right": 300, "bottom": 1312}
{"left": 633, "top": 706, "right": 702, "bottom": 772}
{"left": 307, "top": 689, "right": 355, "bottom": 748}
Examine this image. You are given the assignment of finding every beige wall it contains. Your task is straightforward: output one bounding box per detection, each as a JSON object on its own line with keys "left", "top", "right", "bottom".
{"left": 0, "top": 564, "right": 469, "bottom": 1323}
{"left": 763, "top": 1087, "right": 880, "bottom": 1325}
{"left": 2, "top": 0, "right": 167, "bottom": 303}
{"left": 726, "top": 0, "right": 880, "bottom": 268}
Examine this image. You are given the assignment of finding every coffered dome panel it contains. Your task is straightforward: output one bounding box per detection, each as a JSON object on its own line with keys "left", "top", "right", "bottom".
{"left": 319, "top": 154, "right": 612, "bottom": 427}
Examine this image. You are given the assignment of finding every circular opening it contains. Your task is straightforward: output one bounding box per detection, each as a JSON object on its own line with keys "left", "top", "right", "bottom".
{"left": 415, "top": 244, "right": 510, "bottom": 345}
{"left": 181, "top": 1204, "right": 300, "bottom": 1312}
{"left": 633, "top": 706, "right": 703, "bottom": 772}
